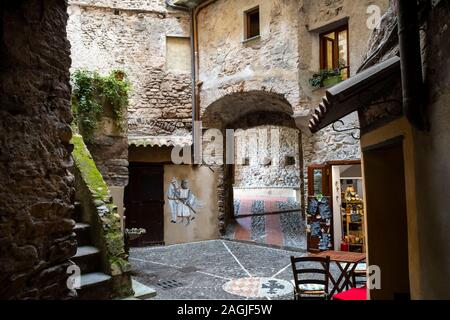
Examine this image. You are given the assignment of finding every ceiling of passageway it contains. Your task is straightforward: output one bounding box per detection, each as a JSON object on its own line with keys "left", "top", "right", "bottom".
{"left": 202, "top": 91, "right": 294, "bottom": 129}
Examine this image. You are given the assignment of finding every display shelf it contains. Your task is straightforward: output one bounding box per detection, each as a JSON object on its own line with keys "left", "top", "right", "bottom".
{"left": 342, "top": 199, "right": 365, "bottom": 253}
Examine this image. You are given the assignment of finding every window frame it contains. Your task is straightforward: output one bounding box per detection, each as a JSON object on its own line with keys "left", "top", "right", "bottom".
{"left": 319, "top": 24, "right": 350, "bottom": 76}
{"left": 244, "top": 6, "right": 260, "bottom": 41}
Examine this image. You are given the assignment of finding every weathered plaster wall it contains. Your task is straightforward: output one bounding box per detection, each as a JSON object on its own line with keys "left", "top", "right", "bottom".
{"left": 197, "top": 0, "right": 301, "bottom": 115}
{"left": 197, "top": 0, "right": 386, "bottom": 220}
{"left": 128, "top": 147, "right": 221, "bottom": 245}
{"left": 164, "top": 165, "right": 220, "bottom": 245}
{"left": 299, "top": 0, "right": 389, "bottom": 170}
{"left": 234, "top": 126, "right": 301, "bottom": 188}
{"left": 70, "top": 0, "right": 168, "bottom": 12}
{"left": 67, "top": 0, "right": 193, "bottom": 139}
{"left": 0, "top": 0, "right": 76, "bottom": 299}
{"left": 67, "top": 0, "right": 193, "bottom": 223}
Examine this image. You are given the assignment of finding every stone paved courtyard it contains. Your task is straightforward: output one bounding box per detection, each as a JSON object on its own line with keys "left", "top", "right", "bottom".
{"left": 130, "top": 240, "right": 339, "bottom": 300}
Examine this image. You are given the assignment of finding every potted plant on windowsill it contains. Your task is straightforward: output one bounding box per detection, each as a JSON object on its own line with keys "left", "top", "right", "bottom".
{"left": 309, "top": 68, "right": 343, "bottom": 88}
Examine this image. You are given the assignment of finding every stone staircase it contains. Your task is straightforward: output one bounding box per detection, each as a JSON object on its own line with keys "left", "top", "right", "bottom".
{"left": 72, "top": 201, "right": 112, "bottom": 300}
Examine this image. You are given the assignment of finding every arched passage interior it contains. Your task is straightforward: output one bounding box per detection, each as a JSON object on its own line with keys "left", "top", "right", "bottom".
{"left": 202, "top": 91, "right": 306, "bottom": 249}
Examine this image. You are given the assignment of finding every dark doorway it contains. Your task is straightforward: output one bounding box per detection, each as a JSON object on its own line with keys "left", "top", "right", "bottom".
{"left": 363, "top": 138, "right": 410, "bottom": 300}
{"left": 125, "top": 163, "right": 165, "bottom": 247}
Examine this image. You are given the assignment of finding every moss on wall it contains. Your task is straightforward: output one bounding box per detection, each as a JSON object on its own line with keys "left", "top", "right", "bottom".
{"left": 72, "top": 134, "right": 110, "bottom": 202}
{"left": 71, "top": 133, "right": 133, "bottom": 298}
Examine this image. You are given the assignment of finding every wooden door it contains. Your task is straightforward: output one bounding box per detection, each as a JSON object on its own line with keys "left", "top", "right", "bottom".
{"left": 125, "top": 164, "right": 164, "bottom": 247}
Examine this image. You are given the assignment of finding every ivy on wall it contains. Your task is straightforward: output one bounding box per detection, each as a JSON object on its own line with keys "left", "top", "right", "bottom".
{"left": 71, "top": 69, "right": 130, "bottom": 142}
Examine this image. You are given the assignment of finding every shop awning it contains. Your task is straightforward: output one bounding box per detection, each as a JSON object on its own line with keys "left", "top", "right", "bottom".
{"left": 128, "top": 135, "right": 192, "bottom": 148}
{"left": 308, "top": 56, "right": 401, "bottom": 133}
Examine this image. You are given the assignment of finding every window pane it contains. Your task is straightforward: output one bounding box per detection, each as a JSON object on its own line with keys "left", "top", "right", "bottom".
{"left": 321, "top": 32, "right": 336, "bottom": 70}
{"left": 320, "top": 26, "right": 350, "bottom": 73}
{"left": 326, "top": 40, "right": 334, "bottom": 69}
{"left": 246, "top": 9, "right": 260, "bottom": 39}
{"left": 314, "top": 169, "right": 323, "bottom": 195}
{"left": 324, "top": 31, "right": 335, "bottom": 40}
{"left": 338, "top": 29, "right": 348, "bottom": 78}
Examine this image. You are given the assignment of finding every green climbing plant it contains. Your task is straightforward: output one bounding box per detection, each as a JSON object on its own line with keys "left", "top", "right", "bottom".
{"left": 71, "top": 69, "right": 130, "bottom": 143}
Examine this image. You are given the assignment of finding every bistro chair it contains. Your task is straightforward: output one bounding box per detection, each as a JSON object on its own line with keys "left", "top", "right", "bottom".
{"left": 351, "top": 262, "right": 367, "bottom": 287}
{"left": 290, "top": 256, "right": 331, "bottom": 300}
{"left": 341, "top": 262, "right": 367, "bottom": 289}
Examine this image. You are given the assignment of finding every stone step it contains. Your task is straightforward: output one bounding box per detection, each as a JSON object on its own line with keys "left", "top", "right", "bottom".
{"left": 72, "top": 246, "right": 101, "bottom": 274}
{"left": 77, "top": 272, "right": 112, "bottom": 300}
{"left": 74, "top": 223, "right": 91, "bottom": 247}
{"left": 131, "top": 279, "right": 157, "bottom": 300}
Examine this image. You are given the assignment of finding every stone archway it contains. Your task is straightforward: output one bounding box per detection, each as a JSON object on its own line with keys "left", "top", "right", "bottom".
{"left": 202, "top": 91, "right": 303, "bottom": 237}
{"left": 202, "top": 90, "right": 295, "bottom": 130}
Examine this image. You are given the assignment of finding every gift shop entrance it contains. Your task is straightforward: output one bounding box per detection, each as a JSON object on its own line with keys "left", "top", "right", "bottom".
{"left": 307, "top": 160, "right": 365, "bottom": 253}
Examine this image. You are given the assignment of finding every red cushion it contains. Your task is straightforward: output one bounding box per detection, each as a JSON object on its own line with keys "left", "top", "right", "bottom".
{"left": 333, "top": 288, "right": 367, "bottom": 301}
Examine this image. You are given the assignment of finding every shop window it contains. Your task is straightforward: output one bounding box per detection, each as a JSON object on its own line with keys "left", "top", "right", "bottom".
{"left": 320, "top": 25, "right": 349, "bottom": 80}
{"left": 166, "top": 36, "right": 191, "bottom": 73}
{"left": 245, "top": 7, "right": 260, "bottom": 40}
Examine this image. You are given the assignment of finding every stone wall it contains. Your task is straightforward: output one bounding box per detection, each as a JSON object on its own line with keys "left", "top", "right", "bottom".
{"left": 72, "top": 134, "right": 132, "bottom": 298}
{"left": 67, "top": 0, "right": 193, "bottom": 139}
{"left": 296, "top": 0, "right": 389, "bottom": 206}
{"left": 67, "top": 0, "right": 193, "bottom": 221}
{"left": 299, "top": 0, "right": 389, "bottom": 170}
{"left": 234, "top": 126, "right": 300, "bottom": 188}
{"left": 356, "top": 0, "right": 450, "bottom": 299}
{"left": 197, "top": 0, "right": 301, "bottom": 114}
{"left": 0, "top": 0, "right": 76, "bottom": 299}
{"left": 196, "top": 0, "right": 387, "bottom": 217}
{"left": 411, "top": 0, "right": 450, "bottom": 299}
{"left": 70, "top": 0, "right": 167, "bottom": 12}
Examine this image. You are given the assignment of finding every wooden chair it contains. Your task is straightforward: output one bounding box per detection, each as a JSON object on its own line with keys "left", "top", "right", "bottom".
{"left": 341, "top": 262, "right": 367, "bottom": 289}
{"left": 351, "top": 263, "right": 367, "bottom": 287}
{"left": 290, "top": 256, "right": 330, "bottom": 300}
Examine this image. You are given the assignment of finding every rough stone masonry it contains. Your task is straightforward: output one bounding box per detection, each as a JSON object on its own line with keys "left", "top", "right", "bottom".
{"left": 0, "top": 0, "right": 76, "bottom": 299}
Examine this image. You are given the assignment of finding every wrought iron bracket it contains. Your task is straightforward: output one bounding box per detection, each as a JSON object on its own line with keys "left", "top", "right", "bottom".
{"left": 332, "top": 120, "right": 361, "bottom": 140}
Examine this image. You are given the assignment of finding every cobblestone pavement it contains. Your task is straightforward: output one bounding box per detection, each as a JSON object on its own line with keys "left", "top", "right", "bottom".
{"left": 130, "top": 240, "right": 339, "bottom": 300}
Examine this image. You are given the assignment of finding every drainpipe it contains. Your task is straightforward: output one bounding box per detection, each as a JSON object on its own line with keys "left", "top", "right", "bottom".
{"left": 192, "top": 0, "right": 218, "bottom": 121}
{"left": 396, "top": 0, "right": 428, "bottom": 130}
{"left": 165, "top": 1, "right": 198, "bottom": 161}
{"left": 191, "top": 1, "right": 218, "bottom": 163}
